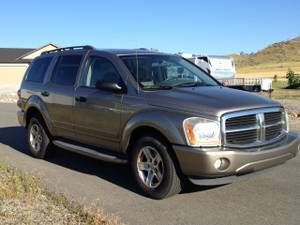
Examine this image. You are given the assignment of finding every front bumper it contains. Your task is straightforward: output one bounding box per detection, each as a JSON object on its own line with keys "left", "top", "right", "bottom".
{"left": 173, "top": 132, "right": 300, "bottom": 185}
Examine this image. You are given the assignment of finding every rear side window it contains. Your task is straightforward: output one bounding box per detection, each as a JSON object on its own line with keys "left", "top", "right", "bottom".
{"left": 51, "top": 55, "right": 82, "bottom": 86}
{"left": 25, "top": 57, "right": 52, "bottom": 83}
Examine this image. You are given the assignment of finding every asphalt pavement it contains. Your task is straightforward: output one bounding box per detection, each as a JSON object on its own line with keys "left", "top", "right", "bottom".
{"left": 0, "top": 103, "right": 299, "bottom": 225}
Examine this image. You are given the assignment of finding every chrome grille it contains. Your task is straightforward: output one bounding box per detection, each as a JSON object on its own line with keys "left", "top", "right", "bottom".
{"left": 222, "top": 108, "right": 287, "bottom": 148}
{"left": 226, "top": 129, "right": 257, "bottom": 145}
{"left": 265, "top": 112, "right": 282, "bottom": 125}
{"left": 226, "top": 115, "right": 257, "bottom": 129}
{"left": 266, "top": 124, "right": 282, "bottom": 140}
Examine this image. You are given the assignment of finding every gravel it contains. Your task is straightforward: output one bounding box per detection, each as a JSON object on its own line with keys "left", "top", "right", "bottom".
{"left": 0, "top": 93, "right": 18, "bottom": 104}
{"left": 277, "top": 99, "right": 300, "bottom": 118}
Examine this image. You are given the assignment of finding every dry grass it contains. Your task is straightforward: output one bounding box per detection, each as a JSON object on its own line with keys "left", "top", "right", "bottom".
{"left": 267, "top": 80, "right": 300, "bottom": 100}
{"left": 0, "top": 162, "right": 124, "bottom": 225}
{"left": 270, "top": 88, "right": 300, "bottom": 100}
{"left": 259, "top": 80, "right": 300, "bottom": 125}
{"left": 232, "top": 36, "right": 300, "bottom": 78}
{"left": 236, "top": 61, "right": 300, "bottom": 78}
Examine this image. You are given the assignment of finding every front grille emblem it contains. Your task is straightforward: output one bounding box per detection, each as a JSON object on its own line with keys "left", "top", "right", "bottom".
{"left": 256, "top": 113, "right": 265, "bottom": 142}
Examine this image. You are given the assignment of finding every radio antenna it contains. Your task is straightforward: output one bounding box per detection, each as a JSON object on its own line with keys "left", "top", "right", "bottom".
{"left": 135, "top": 51, "right": 140, "bottom": 94}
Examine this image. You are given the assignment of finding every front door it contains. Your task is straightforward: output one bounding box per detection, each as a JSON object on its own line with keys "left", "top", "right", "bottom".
{"left": 73, "top": 55, "right": 124, "bottom": 151}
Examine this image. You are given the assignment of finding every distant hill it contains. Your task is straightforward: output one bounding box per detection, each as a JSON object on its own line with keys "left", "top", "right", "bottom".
{"left": 231, "top": 36, "right": 300, "bottom": 77}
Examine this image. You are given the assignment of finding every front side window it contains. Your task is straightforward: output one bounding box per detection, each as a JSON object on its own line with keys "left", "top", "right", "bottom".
{"left": 51, "top": 55, "right": 82, "bottom": 86}
{"left": 83, "top": 57, "right": 122, "bottom": 88}
{"left": 25, "top": 57, "right": 53, "bottom": 83}
{"left": 121, "top": 55, "right": 219, "bottom": 90}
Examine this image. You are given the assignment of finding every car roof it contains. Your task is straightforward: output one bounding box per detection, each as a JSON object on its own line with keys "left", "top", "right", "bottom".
{"left": 95, "top": 48, "right": 168, "bottom": 56}
{"left": 40, "top": 46, "right": 171, "bottom": 58}
{"left": 41, "top": 46, "right": 170, "bottom": 57}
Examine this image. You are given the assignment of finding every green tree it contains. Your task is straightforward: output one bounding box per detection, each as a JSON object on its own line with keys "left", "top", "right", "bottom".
{"left": 286, "top": 68, "right": 300, "bottom": 88}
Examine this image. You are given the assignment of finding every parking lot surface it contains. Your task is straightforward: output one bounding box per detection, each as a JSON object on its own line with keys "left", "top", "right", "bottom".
{"left": 0, "top": 103, "right": 299, "bottom": 225}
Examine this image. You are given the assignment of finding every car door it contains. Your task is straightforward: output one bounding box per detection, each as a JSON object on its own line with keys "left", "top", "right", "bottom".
{"left": 43, "top": 53, "right": 83, "bottom": 139}
{"left": 73, "top": 54, "right": 124, "bottom": 151}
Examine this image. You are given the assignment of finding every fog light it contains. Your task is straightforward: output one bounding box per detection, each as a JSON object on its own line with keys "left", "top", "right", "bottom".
{"left": 214, "top": 159, "right": 222, "bottom": 169}
{"left": 214, "top": 158, "right": 230, "bottom": 170}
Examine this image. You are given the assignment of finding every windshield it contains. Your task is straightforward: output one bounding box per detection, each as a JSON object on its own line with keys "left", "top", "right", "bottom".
{"left": 121, "top": 55, "right": 219, "bottom": 90}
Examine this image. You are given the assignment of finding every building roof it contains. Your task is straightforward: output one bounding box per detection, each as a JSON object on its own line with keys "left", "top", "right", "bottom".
{"left": 0, "top": 43, "right": 59, "bottom": 63}
{"left": 0, "top": 48, "right": 34, "bottom": 63}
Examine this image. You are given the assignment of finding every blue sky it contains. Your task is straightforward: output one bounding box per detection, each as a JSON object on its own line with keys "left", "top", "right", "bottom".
{"left": 0, "top": 0, "right": 299, "bottom": 54}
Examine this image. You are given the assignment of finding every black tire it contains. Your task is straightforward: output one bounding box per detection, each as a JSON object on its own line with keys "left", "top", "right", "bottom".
{"left": 27, "top": 117, "right": 51, "bottom": 159}
{"left": 131, "top": 135, "right": 182, "bottom": 199}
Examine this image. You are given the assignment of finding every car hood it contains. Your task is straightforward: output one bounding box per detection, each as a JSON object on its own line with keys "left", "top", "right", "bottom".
{"left": 144, "top": 86, "right": 282, "bottom": 117}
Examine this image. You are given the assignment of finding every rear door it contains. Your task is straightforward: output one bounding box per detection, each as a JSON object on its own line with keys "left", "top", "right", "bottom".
{"left": 73, "top": 53, "right": 125, "bottom": 151}
{"left": 43, "top": 53, "right": 83, "bottom": 139}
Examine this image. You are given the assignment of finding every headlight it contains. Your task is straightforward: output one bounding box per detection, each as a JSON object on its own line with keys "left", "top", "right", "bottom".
{"left": 183, "top": 117, "right": 221, "bottom": 147}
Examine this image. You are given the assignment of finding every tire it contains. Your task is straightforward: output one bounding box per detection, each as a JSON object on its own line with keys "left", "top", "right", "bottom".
{"left": 131, "top": 135, "right": 182, "bottom": 199}
{"left": 27, "top": 117, "right": 51, "bottom": 159}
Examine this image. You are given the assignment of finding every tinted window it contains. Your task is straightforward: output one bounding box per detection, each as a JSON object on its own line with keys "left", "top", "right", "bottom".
{"left": 51, "top": 55, "right": 82, "bottom": 86}
{"left": 83, "top": 57, "right": 122, "bottom": 88}
{"left": 25, "top": 57, "right": 52, "bottom": 83}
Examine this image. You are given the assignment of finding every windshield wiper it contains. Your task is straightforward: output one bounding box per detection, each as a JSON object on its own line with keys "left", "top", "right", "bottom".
{"left": 174, "top": 82, "right": 217, "bottom": 88}
{"left": 174, "top": 82, "right": 203, "bottom": 87}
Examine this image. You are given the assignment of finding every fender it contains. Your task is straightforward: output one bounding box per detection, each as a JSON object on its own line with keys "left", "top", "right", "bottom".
{"left": 120, "top": 110, "right": 187, "bottom": 153}
{"left": 24, "top": 95, "right": 54, "bottom": 135}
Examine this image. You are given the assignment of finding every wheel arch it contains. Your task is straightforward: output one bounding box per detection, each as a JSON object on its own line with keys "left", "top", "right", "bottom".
{"left": 24, "top": 96, "right": 53, "bottom": 135}
{"left": 120, "top": 111, "right": 186, "bottom": 154}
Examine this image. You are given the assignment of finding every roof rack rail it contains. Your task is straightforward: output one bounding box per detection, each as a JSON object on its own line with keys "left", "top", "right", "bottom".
{"left": 42, "top": 45, "right": 94, "bottom": 55}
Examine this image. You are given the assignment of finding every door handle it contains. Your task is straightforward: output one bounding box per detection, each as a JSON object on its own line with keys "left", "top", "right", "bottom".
{"left": 41, "top": 91, "right": 50, "bottom": 97}
{"left": 75, "top": 96, "right": 87, "bottom": 102}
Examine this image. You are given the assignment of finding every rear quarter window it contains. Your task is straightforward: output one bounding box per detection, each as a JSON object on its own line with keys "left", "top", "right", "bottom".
{"left": 25, "top": 57, "right": 53, "bottom": 83}
{"left": 51, "top": 55, "right": 82, "bottom": 86}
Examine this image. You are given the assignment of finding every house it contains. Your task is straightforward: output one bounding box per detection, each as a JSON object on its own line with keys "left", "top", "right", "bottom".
{"left": 0, "top": 43, "right": 58, "bottom": 90}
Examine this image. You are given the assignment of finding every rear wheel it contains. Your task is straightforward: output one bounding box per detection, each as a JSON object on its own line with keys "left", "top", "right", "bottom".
{"left": 131, "top": 136, "right": 182, "bottom": 199}
{"left": 27, "top": 117, "right": 51, "bottom": 159}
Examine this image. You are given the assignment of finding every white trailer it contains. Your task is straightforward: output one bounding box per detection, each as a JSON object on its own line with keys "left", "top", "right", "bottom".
{"left": 179, "top": 53, "right": 262, "bottom": 92}
{"left": 180, "top": 54, "right": 236, "bottom": 80}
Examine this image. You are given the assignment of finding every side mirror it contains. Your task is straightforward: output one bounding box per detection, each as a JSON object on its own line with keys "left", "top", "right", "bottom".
{"left": 95, "top": 81, "right": 126, "bottom": 94}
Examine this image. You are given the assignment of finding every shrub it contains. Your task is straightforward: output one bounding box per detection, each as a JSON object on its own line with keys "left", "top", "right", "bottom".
{"left": 286, "top": 69, "right": 300, "bottom": 89}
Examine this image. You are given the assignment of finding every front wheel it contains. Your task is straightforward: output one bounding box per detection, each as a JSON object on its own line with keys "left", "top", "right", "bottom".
{"left": 131, "top": 136, "right": 182, "bottom": 199}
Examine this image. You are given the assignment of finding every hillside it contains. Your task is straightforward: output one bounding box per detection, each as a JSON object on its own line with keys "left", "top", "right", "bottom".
{"left": 231, "top": 36, "right": 300, "bottom": 77}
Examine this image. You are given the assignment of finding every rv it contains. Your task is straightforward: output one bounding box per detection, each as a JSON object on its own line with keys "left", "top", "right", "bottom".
{"left": 180, "top": 53, "right": 262, "bottom": 92}
{"left": 181, "top": 54, "right": 236, "bottom": 80}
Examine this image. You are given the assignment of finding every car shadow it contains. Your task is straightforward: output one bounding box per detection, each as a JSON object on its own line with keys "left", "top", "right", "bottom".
{"left": 0, "top": 126, "right": 218, "bottom": 197}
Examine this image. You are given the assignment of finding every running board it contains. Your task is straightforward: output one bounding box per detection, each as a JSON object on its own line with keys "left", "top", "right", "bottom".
{"left": 52, "top": 140, "right": 127, "bottom": 164}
